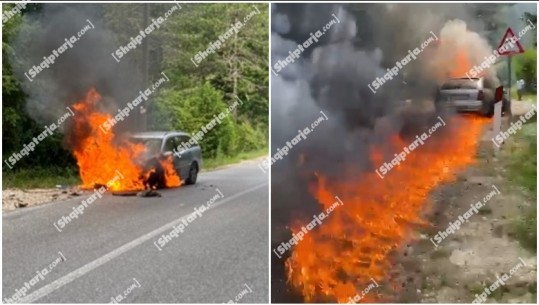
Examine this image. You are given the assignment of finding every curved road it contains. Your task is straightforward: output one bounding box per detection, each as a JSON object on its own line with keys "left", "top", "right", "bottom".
{"left": 2, "top": 160, "right": 268, "bottom": 303}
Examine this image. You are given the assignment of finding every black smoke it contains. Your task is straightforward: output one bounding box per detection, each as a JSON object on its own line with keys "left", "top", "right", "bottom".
{"left": 270, "top": 3, "right": 509, "bottom": 302}
{"left": 9, "top": 4, "right": 142, "bottom": 143}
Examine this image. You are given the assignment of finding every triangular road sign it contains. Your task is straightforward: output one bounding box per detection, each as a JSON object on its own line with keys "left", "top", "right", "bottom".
{"left": 497, "top": 27, "right": 525, "bottom": 56}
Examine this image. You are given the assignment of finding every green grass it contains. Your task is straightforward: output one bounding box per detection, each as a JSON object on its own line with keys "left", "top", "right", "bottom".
{"left": 468, "top": 283, "right": 485, "bottom": 296}
{"left": 509, "top": 88, "right": 537, "bottom": 102}
{"left": 202, "top": 148, "right": 268, "bottom": 170}
{"left": 2, "top": 166, "right": 81, "bottom": 189}
{"left": 505, "top": 119, "right": 537, "bottom": 253}
{"left": 507, "top": 121, "right": 537, "bottom": 193}
{"left": 513, "top": 207, "right": 537, "bottom": 253}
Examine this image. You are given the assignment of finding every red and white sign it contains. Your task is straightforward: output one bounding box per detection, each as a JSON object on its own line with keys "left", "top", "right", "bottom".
{"left": 497, "top": 27, "right": 525, "bottom": 56}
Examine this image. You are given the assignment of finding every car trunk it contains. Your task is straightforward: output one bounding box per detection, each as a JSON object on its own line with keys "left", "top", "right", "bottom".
{"left": 438, "top": 88, "right": 480, "bottom": 102}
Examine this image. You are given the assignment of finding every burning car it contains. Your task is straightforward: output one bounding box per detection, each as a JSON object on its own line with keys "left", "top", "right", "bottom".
{"left": 434, "top": 76, "right": 509, "bottom": 117}
{"left": 130, "top": 131, "right": 202, "bottom": 189}
{"left": 68, "top": 89, "right": 191, "bottom": 192}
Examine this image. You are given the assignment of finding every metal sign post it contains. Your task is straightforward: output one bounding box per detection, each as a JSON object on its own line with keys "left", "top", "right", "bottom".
{"left": 493, "top": 27, "right": 524, "bottom": 152}
{"left": 493, "top": 101, "right": 502, "bottom": 154}
{"left": 493, "top": 86, "right": 504, "bottom": 154}
{"left": 508, "top": 54, "right": 512, "bottom": 103}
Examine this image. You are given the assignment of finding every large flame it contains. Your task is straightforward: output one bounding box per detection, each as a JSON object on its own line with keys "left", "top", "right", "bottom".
{"left": 70, "top": 88, "right": 181, "bottom": 191}
{"left": 284, "top": 19, "right": 496, "bottom": 303}
{"left": 427, "top": 20, "right": 495, "bottom": 81}
{"left": 160, "top": 154, "right": 182, "bottom": 188}
{"left": 449, "top": 50, "right": 473, "bottom": 78}
{"left": 285, "top": 116, "right": 490, "bottom": 303}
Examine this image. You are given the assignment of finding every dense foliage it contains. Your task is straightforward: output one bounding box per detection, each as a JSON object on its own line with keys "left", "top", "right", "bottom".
{"left": 2, "top": 3, "right": 268, "bottom": 173}
{"left": 514, "top": 49, "right": 537, "bottom": 93}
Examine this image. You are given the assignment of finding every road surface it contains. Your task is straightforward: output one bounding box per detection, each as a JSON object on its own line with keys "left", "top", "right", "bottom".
{"left": 2, "top": 160, "right": 268, "bottom": 303}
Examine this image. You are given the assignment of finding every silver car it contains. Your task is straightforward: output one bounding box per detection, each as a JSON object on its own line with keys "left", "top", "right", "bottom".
{"left": 130, "top": 131, "right": 202, "bottom": 188}
{"left": 435, "top": 77, "right": 508, "bottom": 117}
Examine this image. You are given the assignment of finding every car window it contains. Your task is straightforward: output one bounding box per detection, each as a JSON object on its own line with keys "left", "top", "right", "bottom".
{"left": 441, "top": 78, "right": 480, "bottom": 90}
{"left": 174, "top": 136, "right": 186, "bottom": 151}
{"left": 179, "top": 135, "right": 198, "bottom": 147}
{"left": 130, "top": 138, "right": 162, "bottom": 154}
{"left": 164, "top": 137, "right": 177, "bottom": 152}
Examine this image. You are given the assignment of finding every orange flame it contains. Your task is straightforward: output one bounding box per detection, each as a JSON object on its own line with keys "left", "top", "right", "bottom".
{"left": 449, "top": 50, "right": 474, "bottom": 78}
{"left": 70, "top": 88, "right": 181, "bottom": 191}
{"left": 286, "top": 116, "right": 490, "bottom": 303}
{"left": 160, "top": 154, "right": 182, "bottom": 188}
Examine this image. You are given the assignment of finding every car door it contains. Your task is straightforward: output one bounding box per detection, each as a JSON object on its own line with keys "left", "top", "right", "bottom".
{"left": 162, "top": 136, "right": 182, "bottom": 175}
{"left": 188, "top": 136, "right": 202, "bottom": 168}
{"left": 175, "top": 135, "right": 193, "bottom": 179}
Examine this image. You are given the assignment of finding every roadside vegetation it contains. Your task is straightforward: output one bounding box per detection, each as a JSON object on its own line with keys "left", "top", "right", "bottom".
{"left": 203, "top": 147, "right": 267, "bottom": 170}
{"left": 2, "top": 3, "right": 268, "bottom": 189}
{"left": 499, "top": 15, "right": 536, "bottom": 253}
{"left": 505, "top": 116, "right": 537, "bottom": 253}
{"left": 3, "top": 167, "right": 80, "bottom": 189}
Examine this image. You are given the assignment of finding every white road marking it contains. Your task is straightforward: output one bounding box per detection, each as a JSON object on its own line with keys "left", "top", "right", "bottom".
{"left": 17, "top": 182, "right": 267, "bottom": 303}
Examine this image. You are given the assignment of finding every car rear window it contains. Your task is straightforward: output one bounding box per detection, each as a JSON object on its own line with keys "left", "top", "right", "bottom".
{"left": 441, "top": 79, "right": 480, "bottom": 90}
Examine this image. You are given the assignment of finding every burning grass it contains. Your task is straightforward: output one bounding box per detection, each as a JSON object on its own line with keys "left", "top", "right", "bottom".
{"left": 285, "top": 115, "right": 491, "bottom": 303}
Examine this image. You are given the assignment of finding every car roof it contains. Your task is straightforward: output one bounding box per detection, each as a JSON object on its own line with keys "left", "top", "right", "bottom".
{"left": 130, "top": 131, "right": 190, "bottom": 139}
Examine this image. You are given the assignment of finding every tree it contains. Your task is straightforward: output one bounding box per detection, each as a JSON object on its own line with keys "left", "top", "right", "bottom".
{"left": 514, "top": 49, "right": 537, "bottom": 93}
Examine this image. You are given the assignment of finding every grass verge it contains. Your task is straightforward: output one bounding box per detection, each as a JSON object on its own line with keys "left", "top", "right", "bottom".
{"left": 509, "top": 88, "right": 537, "bottom": 102}
{"left": 505, "top": 118, "right": 536, "bottom": 253}
{"left": 202, "top": 147, "right": 268, "bottom": 170}
{"left": 3, "top": 166, "right": 80, "bottom": 189}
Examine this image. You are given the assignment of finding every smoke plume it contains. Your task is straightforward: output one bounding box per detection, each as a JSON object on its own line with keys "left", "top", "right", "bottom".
{"left": 271, "top": 3, "right": 506, "bottom": 214}
{"left": 9, "top": 4, "right": 142, "bottom": 145}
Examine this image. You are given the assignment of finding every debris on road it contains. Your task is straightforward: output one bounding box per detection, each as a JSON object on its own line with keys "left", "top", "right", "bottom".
{"left": 110, "top": 189, "right": 162, "bottom": 197}
{"left": 15, "top": 202, "right": 28, "bottom": 208}
{"left": 2, "top": 187, "right": 84, "bottom": 211}
{"left": 137, "top": 189, "right": 162, "bottom": 197}
{"left": 3, "top": 186, "right": 164, "bottom": 212}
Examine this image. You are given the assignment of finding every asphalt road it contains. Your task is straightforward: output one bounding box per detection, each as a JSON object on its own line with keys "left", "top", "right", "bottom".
{"left": 2, "top": 160, "right": 268, "bottom": 303}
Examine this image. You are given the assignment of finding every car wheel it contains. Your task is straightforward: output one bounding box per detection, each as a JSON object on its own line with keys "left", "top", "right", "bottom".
{"left": 185, "top": 162, "right": 198, "bottom": 185}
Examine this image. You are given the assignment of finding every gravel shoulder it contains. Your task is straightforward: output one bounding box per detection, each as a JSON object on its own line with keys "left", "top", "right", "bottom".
{"left": 399, "top": 100, "right": 537, "bottom": 303}
{"left": 2, "top": 187, "right": 86, "bottom": 211}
